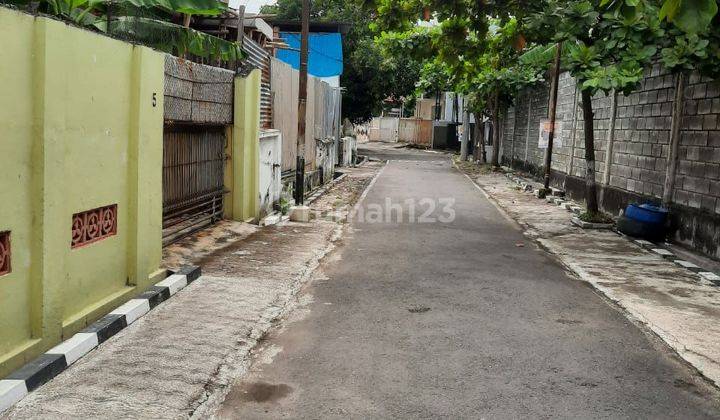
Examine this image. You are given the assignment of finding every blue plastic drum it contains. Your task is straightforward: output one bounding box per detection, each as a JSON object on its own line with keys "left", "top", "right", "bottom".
{"left": 624, "top": 203, "right": 668, "bottom": 225}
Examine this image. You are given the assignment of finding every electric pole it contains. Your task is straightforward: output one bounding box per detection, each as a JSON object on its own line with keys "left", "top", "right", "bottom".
{"left": 294, "top": 0, "right": 310, "bottom": 205}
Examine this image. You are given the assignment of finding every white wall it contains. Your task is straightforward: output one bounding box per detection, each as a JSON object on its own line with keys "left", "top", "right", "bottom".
{"left": 258, "top": 130, "right": 282, "bottom": 217}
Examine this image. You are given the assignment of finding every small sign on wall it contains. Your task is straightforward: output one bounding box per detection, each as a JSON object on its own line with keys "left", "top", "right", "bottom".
{"left": 538, "top": 119, "right": 562, "bottom": 149}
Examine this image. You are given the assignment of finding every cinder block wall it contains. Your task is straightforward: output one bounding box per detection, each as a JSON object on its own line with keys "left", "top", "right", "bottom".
{"left": 500, "top": 64, "right": 720, "bottom": 259}
{"left": 0, "top": 7, "right": 165, "bottom": 377}
{"left": 164, "top": 56, "right": 234, "bottom": 124}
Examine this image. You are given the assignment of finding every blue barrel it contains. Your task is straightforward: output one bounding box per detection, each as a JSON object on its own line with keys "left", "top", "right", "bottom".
{"left": 625, "top": 203, "right": 668, "bottom": 225}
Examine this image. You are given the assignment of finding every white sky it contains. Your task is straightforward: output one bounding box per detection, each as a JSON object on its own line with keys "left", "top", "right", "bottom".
{"left": 229, "top": 0, "right": 277, "bottom": 13}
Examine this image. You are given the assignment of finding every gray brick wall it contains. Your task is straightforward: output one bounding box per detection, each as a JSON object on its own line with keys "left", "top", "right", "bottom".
{"left": 675, "top": 74, "right": 720, "bottom": 213}
{"left": 164, "top": 55, "right": 234, "bottom": 125}
{"left": 499, "top": 64, "right": 720, "bottom": 258}
{"left": 607, "top": 63, "right": 675, "bottom": 198}
{"left": 502, "top": 84, "right": 549, "bottom": 174}
{"left": 501, "top": 64, "right": 720, "bottom": 217}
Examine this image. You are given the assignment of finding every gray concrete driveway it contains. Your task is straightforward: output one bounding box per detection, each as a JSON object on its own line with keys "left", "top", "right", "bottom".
{"left": 217, "top": 144, "right": 720, "bottom": 419}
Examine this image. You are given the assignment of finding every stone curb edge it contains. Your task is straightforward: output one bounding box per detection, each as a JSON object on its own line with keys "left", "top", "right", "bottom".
{"left": 0, "top": 265, "right": 202, "bottom": 414}
{"left": 501, "top": 169, "right": 720, "bottom": 286}
{"left": 306, "top": 173, "right": 348, "bottom": 205}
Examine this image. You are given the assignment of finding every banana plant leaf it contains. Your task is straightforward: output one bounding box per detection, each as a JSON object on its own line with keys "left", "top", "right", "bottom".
{"left": 99, "top": 16, "right": 245, "bottom": 61}
{"left": 519, "top": 42, "right": 574, "bottom": 69}
{"left": 119, "top": 0, "right": 227, "bottom": 16}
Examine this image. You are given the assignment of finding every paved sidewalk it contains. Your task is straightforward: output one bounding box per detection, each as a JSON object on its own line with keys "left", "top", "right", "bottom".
{"left": 461, "top": 167, "right": 720, "bottom": 388}
{"left": 2, "top": 164, "right": 381, "bottom": 419}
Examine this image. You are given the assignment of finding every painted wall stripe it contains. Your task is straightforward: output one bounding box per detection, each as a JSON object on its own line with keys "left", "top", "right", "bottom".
{"left": 46, "top": 333, "right": 99, "bottom": 366}
{"left": 6, "top": 354, "right": 66, "bottom": 391}
{"left": 111, "top": 299, "right": 150, "bottom": 325}
{"left": 652, "top": 248, "right": 674, "bottom": 257}
{"left": 176, "top": 265, "right": 202, "bottom": 283}
{"left": 673, "top": 260, "right": 701, "bottom": 272}
{"left": 0, "top": 266, "right": 200, "bottom": 415}
{"left": 155, "top": 274, "right": 188, "bottom": 296}
{"left": 0, "top": 380, "right": 28, "bottom": 413}
{"left": 81, "top": 313, "right": 127, "bottom": 344}
{"left": 699, "top": 272, "right": 720, "bottom": 283}
{"left": 137, "top": 286, "right": 170, "bottom": 308}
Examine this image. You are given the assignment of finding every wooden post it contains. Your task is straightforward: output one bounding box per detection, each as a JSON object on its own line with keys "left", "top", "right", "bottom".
{"left": 662, "top": 73, "right": 686, "bottom": 208}
{"left": 567, "top": 84, "right": 579, "bottom": 177}
{"left": 510, "top": 105, "right": 516, "bottom": 167}
{"left": 524, "top": 95, "right": 532, "bottom": 165}
{"left": 237, "top": 5, "right": 245, "bottom": 47}
{"left": 602, "top": 89, "right": 618, "bottom": 187}
{"left": 491, "top": 88, "right": 501, "bottom": 167}
{"left": 294, "top": 0, "right": 310, "bottom": 205}
{"left": 460, "top": 101, "right": 470, "bottom": 161}
{"left": 542, "top": 42, "right": 562, "bottom": 190}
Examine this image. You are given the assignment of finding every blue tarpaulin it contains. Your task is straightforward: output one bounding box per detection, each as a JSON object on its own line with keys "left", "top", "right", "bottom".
{"left": 276, "top": 32, "right": 343, "bottom": 78}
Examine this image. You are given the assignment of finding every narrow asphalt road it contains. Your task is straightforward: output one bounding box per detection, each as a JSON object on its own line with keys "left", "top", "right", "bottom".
{"left": 217, "top": 144, "right": 720, "bottom": 419}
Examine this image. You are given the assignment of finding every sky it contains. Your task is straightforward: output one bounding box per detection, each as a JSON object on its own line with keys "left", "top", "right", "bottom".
{"left": 229, "top": 0, "right": 277, "bottom": 13}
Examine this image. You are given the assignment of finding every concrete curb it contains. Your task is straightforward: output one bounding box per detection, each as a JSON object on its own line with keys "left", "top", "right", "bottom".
{"left": 631, "top": 239, "right": 720, "bottom": 286}
{"left": 501, "top": 168, "right": 720, "bottom": 286}
{"left": 0, "top": 266, "right": 201, "bottom": 413}
{"left": 306, "top": 173, "right": 348, "bottom": 205}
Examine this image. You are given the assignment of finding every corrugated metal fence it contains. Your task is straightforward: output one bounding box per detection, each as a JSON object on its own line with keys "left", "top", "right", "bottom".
{"left": 243, "top": 36, "right": 273, "bottom": 129}
{"left": 270, "top": 57, "right": 342, "bottom": 171}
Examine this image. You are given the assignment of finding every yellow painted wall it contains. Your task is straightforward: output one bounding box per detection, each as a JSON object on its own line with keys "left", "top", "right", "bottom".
{"left": 0, "top": 7, "right": 165, "bottom": 377}
{"left": 226, "top": 70, "right": 262, "bottom": 222}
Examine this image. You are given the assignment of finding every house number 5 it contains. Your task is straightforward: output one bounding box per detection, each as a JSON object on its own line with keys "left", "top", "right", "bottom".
{"left": 152, "top": 93, "right": 157, "bottom": 107}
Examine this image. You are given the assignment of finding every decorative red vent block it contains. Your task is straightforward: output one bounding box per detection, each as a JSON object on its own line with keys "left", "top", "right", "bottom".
{"left": 0, "top": 231, "right": 10, "bottom": 276}
{"left": 71, "top": 204, "right": 117, "bottom": 249}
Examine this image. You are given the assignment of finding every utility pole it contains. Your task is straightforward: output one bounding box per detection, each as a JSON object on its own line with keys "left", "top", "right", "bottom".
{"left": 460, "top": 99, "right": 470, "bottom": 161}
{"left": 542, "top": 41, "right": 562, "bottom": 192}
{"left": 294, "top": 0, "right": 310, "bottom": 206}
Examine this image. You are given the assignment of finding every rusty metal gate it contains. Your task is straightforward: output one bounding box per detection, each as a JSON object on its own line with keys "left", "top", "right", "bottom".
{"left": 162, "top": 125, "right": 226, "bottom": 244}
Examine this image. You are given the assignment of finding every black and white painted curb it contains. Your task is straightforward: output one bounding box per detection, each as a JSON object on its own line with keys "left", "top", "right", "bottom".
{"left": 501, "top": 169, "right": 720, "bottom": 287}
{"left": 0, "top": 265, "right": 201, "bottom": 413}
{"left": 631, "top": 239, "right": 720, "bottom": 286}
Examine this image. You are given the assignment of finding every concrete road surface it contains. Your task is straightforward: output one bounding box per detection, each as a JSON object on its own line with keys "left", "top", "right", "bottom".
{"left": 217, "top": 144, "right": 720, "bottom": 419}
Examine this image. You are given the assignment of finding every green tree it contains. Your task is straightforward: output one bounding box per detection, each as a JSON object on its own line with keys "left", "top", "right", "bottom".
{"left": 654, "top": 0, "right": 719, "bottom": 206}
{"left": 523, "top": 0, "right": 660, "bottom": 215}
{"left": 460, "top": 19, "right": 543, "bottom": 166}
{"left": 368, "top": 2, "right": 543, "bottom": 165}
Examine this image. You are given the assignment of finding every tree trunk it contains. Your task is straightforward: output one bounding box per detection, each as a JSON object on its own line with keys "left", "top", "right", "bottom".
{"left": 491, "top": 89, "right": 501, "bottom": 167}
{"left": 580, "top": 88, "right": 599, "bottom": 214}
